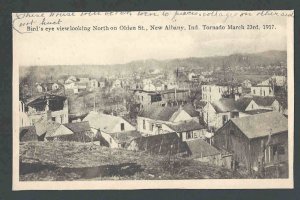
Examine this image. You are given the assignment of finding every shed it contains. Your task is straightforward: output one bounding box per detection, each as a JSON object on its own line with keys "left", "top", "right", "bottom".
{"left": 214, "top": 111, "right": 288, "bottom": 171}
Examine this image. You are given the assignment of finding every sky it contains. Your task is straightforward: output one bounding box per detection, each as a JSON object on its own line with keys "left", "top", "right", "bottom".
{"left": 13, "top": 11, "right": 291, "bottom": 66}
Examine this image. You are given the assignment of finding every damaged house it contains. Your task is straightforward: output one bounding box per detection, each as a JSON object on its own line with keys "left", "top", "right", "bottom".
{"left": 213, "top": 111, "right": 288, "bottom": 172}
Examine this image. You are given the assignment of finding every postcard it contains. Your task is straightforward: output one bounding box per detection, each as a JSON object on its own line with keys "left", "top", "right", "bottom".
{"left": 13, "top": 10, "right": 294, "bottom": 190}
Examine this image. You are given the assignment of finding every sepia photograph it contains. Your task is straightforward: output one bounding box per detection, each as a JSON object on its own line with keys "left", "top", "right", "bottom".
{"left": 12, "top": 10, "right": 294, "bottom": 190}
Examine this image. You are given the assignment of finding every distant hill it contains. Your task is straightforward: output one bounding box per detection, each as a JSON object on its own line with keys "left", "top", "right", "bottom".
{"left": 20, "top": 50, "right": 287, "bottom": 82}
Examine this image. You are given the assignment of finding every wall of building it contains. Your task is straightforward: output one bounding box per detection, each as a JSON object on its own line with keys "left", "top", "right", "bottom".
{"left": 202, "top": 85, "right": 228, "bottom": 102}
{"left": 101, "top": 132, "right": 120, "bottom": 148}
{"left": 251, "top": 86, "right": 274, "bottom": 97}
{"left": 214, "top": 122, "right": 251, "bottom": 169}
{"left": 110, "top": 119, "right": 136, "bottom": 133}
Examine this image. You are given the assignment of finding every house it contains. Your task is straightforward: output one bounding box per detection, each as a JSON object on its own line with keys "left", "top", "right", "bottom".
{"left": 89, "top": 79, "right": 99, "bottom": 89}
{"left": 36, "top": 84, "right": 44, "bottom": 93}
{"left": 107, "top": 130, "right": 142, "bottom": 148}
{"left": 214, "top": 111, "right": 288, "bottom": 172}
{"left": 251, "top": 85, "right": 274, "bottom": 97}
{"left": 137, "top": 104, "right": 202, "bottom": 137}
{"left": 62, "top": 121, "right": 94, "bottom": 142}
{"left": 202, "top": 84, "right": 229, "bottom": 102}
{"left": 259, "top": 75, "right": 287, "bottom": 87}
{"left": 99, "top": 81, "right": 105, "bottom": 88}
{"left": 183, "top": 138, "right": 224, "bottom": 166}
{"left": 112, "top": 79, "right": 122, "bottom": 89}
{"left": 79, "top": 77, "right": 90, "bottom": 83}
{"left": 82, "top": 111, "right": 136, "bottom": 148}
{"left": 44, "top": 121, "right": 73, "bottom": 141}
{"left": 24, "top": 94, "right": 68, "bottom": 125}
{"left": 19, "top": 101, "right": 30, "bottom": 128}
{"left": 162, "top": 120, "right": 206, "bottom": 141}
{"left": 127, "top": 132, "right": 186, "bottom": 155}
{"left": 64, "top": 82, "right": 76, "bottom": 90}
{"left": 133, "top": 90, "right": 163, "bottom": 107}
{"left": 201, "top": 98, "right": 239, "bottom": 130}
{"left": 242, "top": 80, "right": 252, "bottom": 88}
{"left": 252, "top": 96, "right": 282, "bottom": 112}
{"left": 160, "top": 89, "right": 189, "bottom": 102}
{"left": 65, "top": 75, "right": 77, "bottom": 83}
{"left": 19, "top": 126, "right": 38, "bottom": 142}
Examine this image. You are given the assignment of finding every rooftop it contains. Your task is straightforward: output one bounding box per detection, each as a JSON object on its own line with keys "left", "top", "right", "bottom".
{"left": 184, "top": 139, "right": 220, "bottom": 158}
{"left": 230, "top": 111, "right": 288, "bottom": 139}
{"left": 165, "top": 120, "right": 204, "bottom": 132}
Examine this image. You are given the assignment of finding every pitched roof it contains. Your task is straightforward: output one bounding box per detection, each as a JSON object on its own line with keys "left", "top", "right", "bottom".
{"left": 184, "top": 139, "right": 220, "bottom": 158}
{"left": 211, "top": 98, "right": 238, "bottom": 113}
{"left": 20, "top": 126, "right": 37, "bottom": 137}
{"left": 165, "top": 120, "right": 204, "bottom": 132}
{"left": 109, "top": 130, "right": 142, "bottom": 144}
{"left": 194, "top": 100, "right": 207, "bottom": 109}
{"left": 138, "top": 105, "right": 180, "bottom": 121}
{"left": 252, "top": 96, "right": 276, "bottom": 107}
{"left": 182, "top": 104, "right": 199, "bottom": 117}
{"left": 83, "top": 111, "right": 133, "bottom": 133}
{"left": 63, "top": 121, "right": 91, "bottom": 133}
{"left": 242, "top": 109, "right": 272, "bottom": 115}
{"left": 130, "top": 132, "right": 186, "bottom": 155}
{"left": 44, "top": 121, "right": 65, "bottom": 138}
{"left": 234, "top": 97, "right": 253, "bottom": 111}
{"left": 230, "top": 111, "right": 288, "bottom": 139}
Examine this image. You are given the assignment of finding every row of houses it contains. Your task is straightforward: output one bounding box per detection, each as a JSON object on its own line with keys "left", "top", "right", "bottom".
{"left": 199, "top": 95, "right": 283, "bottom": 130}
{"left": 64, "top": 75, "right": 105, "bottom": 94}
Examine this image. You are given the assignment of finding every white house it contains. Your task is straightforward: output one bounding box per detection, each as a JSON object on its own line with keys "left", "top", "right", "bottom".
{"left": 112, "top": 79, "right": 122, "bottom": 89}
{"left": 137, "top": 104, "right": 203, "bottom": 139}
{"left": 19, "top": 101, "right": 30, "bottom": 127}
{"left": 202, "top": 84, "right": 229, "bottom": 102}
{"left": 202, "top": 98, "right": 239, "bottom": 130}
{"left": 83, "top": 111, "right": 136, "bottom": 148}
{"left": 251, "top": 85, "right": 274, "bottom": 97}
{"left": 242, "top": 80, "right": 252, "bottom": 88}
{"left": 89, "top": 79, "right": 99, "bottom": 89}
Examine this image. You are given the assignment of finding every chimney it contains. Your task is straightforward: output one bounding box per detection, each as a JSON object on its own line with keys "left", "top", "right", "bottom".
{"left": 46, "top": 110, "right": 52, "bottom": 121}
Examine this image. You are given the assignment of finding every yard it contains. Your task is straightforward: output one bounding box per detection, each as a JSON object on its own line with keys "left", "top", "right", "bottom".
{"left": 20, "top": 141, "right": 250, "bottom": 181}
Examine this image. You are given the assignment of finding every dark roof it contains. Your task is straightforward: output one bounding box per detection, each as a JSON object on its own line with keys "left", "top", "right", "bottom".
{"left": 19, "top": 126, "right": 37, "bottom": 138}
{"left": 63, "top": 121, "right": 91, "bottom": 133}
{"left": 242, "top": 109, "right": 272, "bottom": 115}
{"left": 211, "top": 98, "right": 238, "bottom": 113}
{"left": 165, "top": 120, "right": 204, "bottom": 132}
{"left": 109, "top": 130, "right": 142, "bottom": 144}
{"left": 230, "top": 111, "right": 288, "bottom": 139}
{"left": 184, "top": 139, "right": 220, "bottom": 158}
{"left": 182, "top": 104, "right": 199, "bottom": 117}
{"left": 194, "top": 100, "right": 207, "bottom": 109}
{"left": 138, "top": 105, "right": 180, "bottom": 121}
{"left": 235, "top": 97, "right": 253, "bottom": 111}
{"left": 130, "top": 132, "right": 186, "bottom": 155}
{"left": 159, "top": 89, "right": 188, "bottom": 94}
{"left": 252, "top": 96, "right": 276, "bottom": 107}
{"left": 25, "top": 94, "right": 67, "bottom": 106}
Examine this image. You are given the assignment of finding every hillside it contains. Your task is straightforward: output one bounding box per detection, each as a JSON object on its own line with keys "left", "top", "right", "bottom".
{"left": 19, "top": 50, "right": 287, "bottom": 82}
{"left": 20, "top": 141, "right": 250, "bottom": 181}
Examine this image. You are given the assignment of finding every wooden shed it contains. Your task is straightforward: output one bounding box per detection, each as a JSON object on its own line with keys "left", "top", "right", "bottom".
{"left": 214, "top": 111, "right": 288, "bottom": 172}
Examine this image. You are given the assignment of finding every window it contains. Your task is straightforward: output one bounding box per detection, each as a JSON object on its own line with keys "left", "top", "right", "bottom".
{"left": 156, "top": 124, "right": 162, "bottom": 134}
{"left": 263, "top": 90, "right": 266, "bottom": 96}
{"left": 141, "top": 96, "right": 144, "bottom": 101}
{"left": 222, "top": 115, "right": 228, "bottom": 125}
{"left": 251, "top": 104, "right": 254, "bottom": 109}
{"left": 143, "top": 120, "right": 146, "bottom": 130}
{"left": 253, "top": 89, "right": 256, "bottom": 95}
{"left": 120, "top": 123, "right": 124, "bottom": 131}
{"left": 149, "top": 123, "right": 154, "bottom": 131}
{"left": 186, "top": 131, "right": 193, "bottom": 139}
{"left": 52, "top": 117, "right": 55, "bottom": 122}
